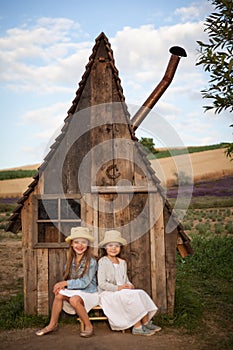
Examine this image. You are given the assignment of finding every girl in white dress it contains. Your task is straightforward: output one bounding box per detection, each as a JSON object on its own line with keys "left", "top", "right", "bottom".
{"left": 36, "top": 227, "right": 98, "bottom": 338}
{"left": 98, "top": 230, "right": 161, "bottom": 336}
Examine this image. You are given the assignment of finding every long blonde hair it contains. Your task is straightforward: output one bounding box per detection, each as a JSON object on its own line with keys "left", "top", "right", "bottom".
{"left": 63, "top": 243, "right": 94, "bottom": 280}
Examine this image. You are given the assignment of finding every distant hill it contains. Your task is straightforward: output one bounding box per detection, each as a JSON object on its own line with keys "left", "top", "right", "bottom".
{"left": 1, "top": 164, "right": 40, "bottom": 171}
{"left": 150, "top": 148, "right": 233, "bottom": 187}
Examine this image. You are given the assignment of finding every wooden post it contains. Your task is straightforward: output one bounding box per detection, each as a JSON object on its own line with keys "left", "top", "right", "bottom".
{"left": 149, "top": 192, "right": 167, "bottom": 313}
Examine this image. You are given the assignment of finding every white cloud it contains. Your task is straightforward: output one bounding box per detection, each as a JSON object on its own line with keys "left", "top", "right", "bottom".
{"left": 174, "top": 1, "right": 213, "bottom": 22}
{"left": 20, "top": 102, "right": 68, "bottom": 129}
{"left": 175, "top": 5, "right": 202, "bottom": 22}
{"left": 0, "top": 16, "right": 208, "bottom": 99}
{"left": 0, "top": 17, "right": 91, "bottom": 92}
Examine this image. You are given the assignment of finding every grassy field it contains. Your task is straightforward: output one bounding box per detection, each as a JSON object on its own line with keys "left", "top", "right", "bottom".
{"left": 148, "top": 142, "right": 229, "bottom": 159}
{"left": 0, "top": 169, "right": 38, "bottom": 181}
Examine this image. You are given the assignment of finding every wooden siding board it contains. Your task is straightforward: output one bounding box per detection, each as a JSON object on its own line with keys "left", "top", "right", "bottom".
{"left": 90, "top": 59, "right": 114, "bottom": 188}
{"left": 22, "top": 248, "right": 37, "bottom": 315}
{"left": 48, "top": 249, "right": 66, "bottom": 310}
{"left": 129, "top": 193, "right": 151, "bottom": 296}
{"left": 98, "top": 194, "right": 114, "bottom": 241}
{"left": 164, "top": 207, "right": 178, "bottom": 315}
{"left": 113, "top": 193, "right": 132, "bottom": 279}
{"left": 21, "top": 195, "right": 34, "bottom": 249}
{"left": 112, "top": 124, "right": 134, "bottom": 186}
{"left": 37, "top": 249, "right": 49, "bottom": 315}
{"left": 62, "top": 113, "right": 92, "bottom": 194}
{"left": 82, "top": 194, "right": 99, "bottom": 255}
{"left": 149, "top": 192, "right": 167, "bottom": 312}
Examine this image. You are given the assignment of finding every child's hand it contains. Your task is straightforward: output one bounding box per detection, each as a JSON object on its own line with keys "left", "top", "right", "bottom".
{"left": 118, "top": 284, "right": 134, "bottom": 291}
{"left": 53, "top": 281, "right": 66, "bottom": 295}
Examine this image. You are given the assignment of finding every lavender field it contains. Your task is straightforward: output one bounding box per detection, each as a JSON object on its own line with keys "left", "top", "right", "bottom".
{"left": 167, "top": 175, "right": 233, "bottom": 200}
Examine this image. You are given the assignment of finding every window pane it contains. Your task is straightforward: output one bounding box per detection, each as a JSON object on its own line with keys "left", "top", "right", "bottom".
{"left": 60, "top": 222, "right": 81, "bottom": 241}
{"left": 38, "top": 199, "right": 58, "bottom": 220}
{"left": 38, "top": 222, "right": 58, "bottom": 243}
{"left": 61, "top": 199, "right": 81, "bottom": 220}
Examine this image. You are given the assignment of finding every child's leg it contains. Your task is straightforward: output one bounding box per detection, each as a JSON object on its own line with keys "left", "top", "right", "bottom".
{"left": 133, "top": 313, "right": 149, "bottom": 328}
{"left": 141, "top": 314, "right": 149, "bottom": 325}
{"left": 48, "top": 293, "right": 66, "bottom": 328}
{"left": 35, "top": 293, "right": 66, "bottom": 335}
{"left": 69, "top": 296, "right": 92, "bottom": 331}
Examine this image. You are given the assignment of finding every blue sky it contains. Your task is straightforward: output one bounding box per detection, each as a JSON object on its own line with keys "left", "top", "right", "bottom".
{"left": 0, "top": 0, "right": 232, "bottom": 169}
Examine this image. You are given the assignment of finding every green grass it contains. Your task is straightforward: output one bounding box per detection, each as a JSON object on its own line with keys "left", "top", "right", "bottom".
{"left": 0, "top": 169, "right": 38, "bottom": 181}
{"left": 0, "top": 294, "right": 49, "bottom": 329}
{"left": 0, "top": 293, "right": 78, "bottom": 330}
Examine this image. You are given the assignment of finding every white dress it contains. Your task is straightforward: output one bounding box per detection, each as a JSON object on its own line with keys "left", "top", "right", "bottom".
{"left": 99, "top": 261, "right": 158, "bottom": 331}
{"left": 60, "top": 289, "right": 99, "bottom": 315}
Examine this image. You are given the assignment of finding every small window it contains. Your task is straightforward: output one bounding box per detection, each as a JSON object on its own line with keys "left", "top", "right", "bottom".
{"left": 38, "top": 199, "right": 58, "bottom": 220}
{"left": 61, "top": 199, "right": 81, "bottom": 219}
{"left": 35, "top": 195, "right": 81, "bottom": 247}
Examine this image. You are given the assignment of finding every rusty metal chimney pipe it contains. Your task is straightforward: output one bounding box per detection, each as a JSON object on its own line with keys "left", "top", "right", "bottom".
{"left": 131, "top": 46, "right": 187, "bottom": 131}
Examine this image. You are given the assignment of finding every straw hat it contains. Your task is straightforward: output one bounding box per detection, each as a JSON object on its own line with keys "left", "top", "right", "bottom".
{"left": 98, "top": 230, "right": 127, "bottom": 247}
{"left": 65, "top": 227, "right": 94, "bottom": 244}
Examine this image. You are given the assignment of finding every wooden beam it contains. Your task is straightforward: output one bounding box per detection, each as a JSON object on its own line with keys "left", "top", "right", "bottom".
{"left": 91, "top": 186, "right": 158, "bottom": 193}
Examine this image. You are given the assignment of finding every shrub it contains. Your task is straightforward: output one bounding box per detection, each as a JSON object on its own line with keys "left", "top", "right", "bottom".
{"left": 195, "top": 223, "right": 210, "bottom": 235}
{"left": 183, "top": 222, "right": 192, "bottom": 230}
{"left": 225, "top": 222, "right": 233, "bottom": 234}
{"left": 214, "top": 223, "right": 224, "bottom": 234}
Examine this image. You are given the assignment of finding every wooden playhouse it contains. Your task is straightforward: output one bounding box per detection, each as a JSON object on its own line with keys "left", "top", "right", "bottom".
{"left": 6, "top": 32, "right": 192, "bottom": 316}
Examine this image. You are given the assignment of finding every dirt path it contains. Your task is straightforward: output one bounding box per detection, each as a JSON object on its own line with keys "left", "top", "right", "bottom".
{"left": 0, "top": 323, "right": 204, "bottom": 350}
